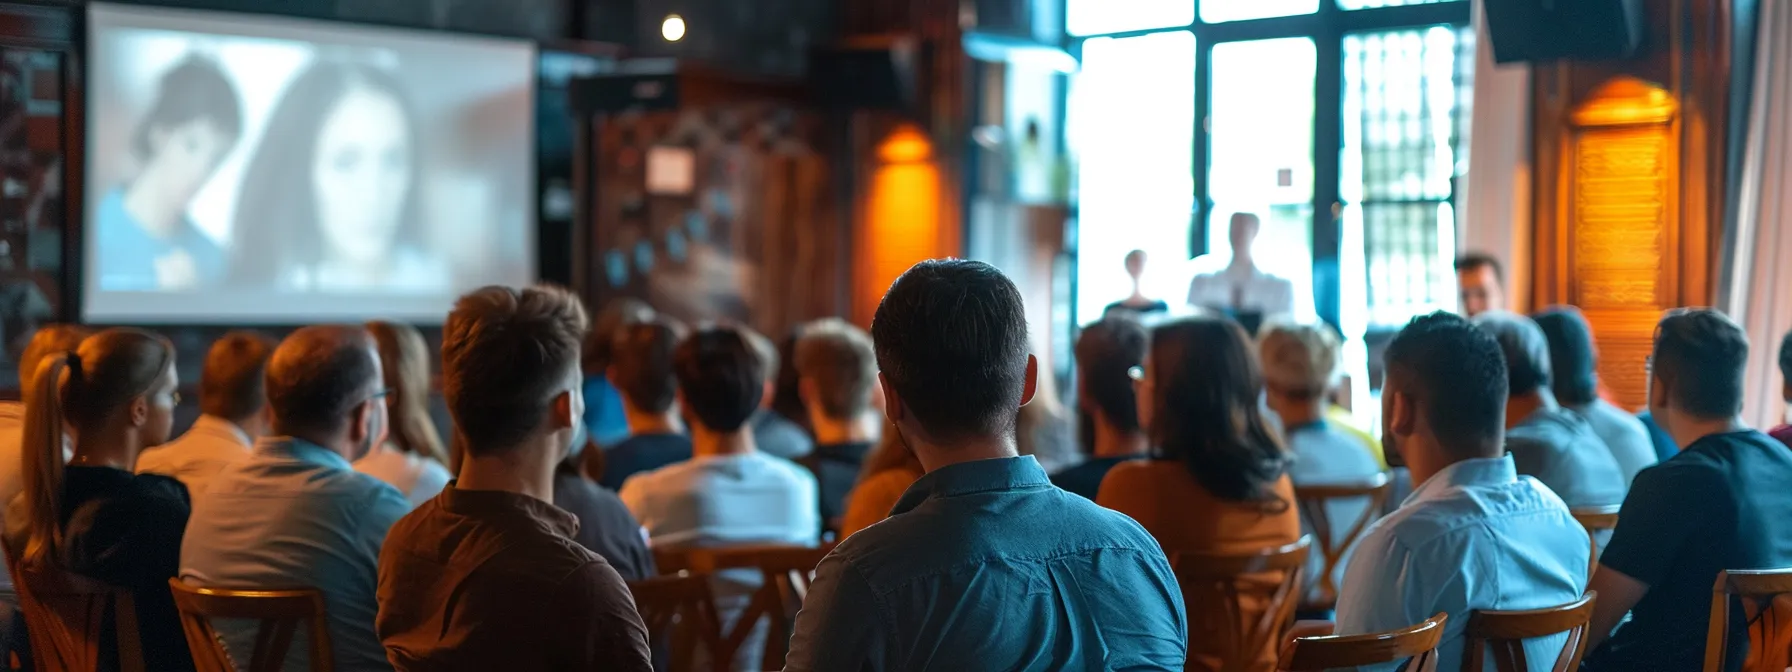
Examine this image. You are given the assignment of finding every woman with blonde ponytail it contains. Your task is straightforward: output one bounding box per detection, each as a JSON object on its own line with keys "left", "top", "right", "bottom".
{"left": 6, "top": 328, "right": 193, "bottom": 671}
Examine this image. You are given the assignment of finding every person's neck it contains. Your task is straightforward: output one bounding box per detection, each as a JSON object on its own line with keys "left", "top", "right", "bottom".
{"left": 121, "top": 178, "right": 183, "bottom": 238}
{"left": 455, "top": 439, "right": 558, "bottom": 503}
{"left": 1666, "top": 411, "right": 1749, "bottom": 450}
{"left": 1269, "top": 395, "right": 1325, "bottom": 429}
{"left": 214, "top": 413, "right": 264, "bottom": 443}
{"left": 1504, "top": 391, "right": 1555, "bottom": 430}
{"left": 910, "top": 429, "right": 1019, "bottom": 473}
{"left": 1227, "top": 253, "right": 1256, "bottom": 274}
{"left": 691, "top": 425, "right": 755, "bottom": 458}
{"left": 282, "top": 428, "right": 354, "bottom": 460}
{"left": 69, "top": 428, "right": 141, "bottom": 471}
{"left": 623, "top": 401, "right": 681, "bottom": 435}
{"left": 1091, "top": 415, "right": 1147, "bottom": 459}
{"left": 809, "top": 408, "right": 876, "bottom": 446}
{"left": 1127, "top": 280, "right": 1149, "bottom": 304}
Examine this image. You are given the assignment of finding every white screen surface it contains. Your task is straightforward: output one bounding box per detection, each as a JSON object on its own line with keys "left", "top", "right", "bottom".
{"left": 84, "top": 3, "right": 537, "bottom": 324}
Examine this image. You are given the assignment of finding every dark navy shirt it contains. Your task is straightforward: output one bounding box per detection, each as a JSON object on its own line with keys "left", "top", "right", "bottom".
{"left": 597, "top": 433, "right": 692, "bottom": 491}
{"left": 1049, "top": 455, "right": 1141, "bottom": 500}
{"left": 784, "top": 456, "right": 1187, "bottom": 671}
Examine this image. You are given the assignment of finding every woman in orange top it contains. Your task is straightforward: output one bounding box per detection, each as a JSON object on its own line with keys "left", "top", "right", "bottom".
{"left": 839, "top": 420, "right": 922, "bottom": 537}
{"left": 1097, "top": 317, "right": 1301, "bottom": 672}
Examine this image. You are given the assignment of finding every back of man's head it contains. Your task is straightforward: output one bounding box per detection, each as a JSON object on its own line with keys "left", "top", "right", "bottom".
{"left": 266, "top": 326, "right": 381, "bottom": 438}
{"left": 1258, "top": 321, "right": 1341, "bottom": 400}
{"left": 673, "top": 326, "right": 764, "bottom": 433}
{"left": 794, "top": 318, "right": 876, "bottom": 421}
{"left": 1778, "top": 329, "right": 1792, "bottom": 399}
{"left": 610, "top": 320, "right": 682, "bottom": 414}
{"left": 1075, "top": 315, "right": 1147, "bottom": 434}
{"left": 1651, "top": 309, "right": 1748, "bottom": 420}
{"left": 1532, "top": 308, "right": 1599, "bottom": 406}
{"left": 443, "top": 285, "right": 589, "bottom": 455}
{"left": 1471, "top": 311, "right": 1552, "bottom": 397}
{"left": 18, "top": 324, "right": 90, "bottom": 393}
{"left": 200, "top": 331, "right": 276, "bottom": 422}
{"left": 871, "top": 259, "right": 1029, "bottom": 443}
{"left": 1385, "top": 312, "right": 1508, "bottom": 457}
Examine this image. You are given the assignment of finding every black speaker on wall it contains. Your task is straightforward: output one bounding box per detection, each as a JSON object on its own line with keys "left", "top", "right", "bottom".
{"left": 1484, "top": 0, "right": 1646, "bottom": 64}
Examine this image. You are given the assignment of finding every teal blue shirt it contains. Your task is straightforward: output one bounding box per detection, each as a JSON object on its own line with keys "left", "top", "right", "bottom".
{"left": 94, "top": 189, "right": 225, "bottom": 291}
{"left": 785, "top": 456, "right": 1187, "bottom": 671}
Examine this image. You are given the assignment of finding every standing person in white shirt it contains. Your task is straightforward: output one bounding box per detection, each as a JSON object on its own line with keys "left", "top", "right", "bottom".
{"left": 353, "top": 321, "right": 451, "bottom": 508}
{"left": 1335, "top": 312, "right": 1589, "bottom": 672}
{"left": 137, "top": 331, "right": 275, "bottom": 496}
{"left": 619, "top": 324, "right": 818, "bottom": 670}
{"left": 1185, "top": 213, "right": 1297, "bottom": 321}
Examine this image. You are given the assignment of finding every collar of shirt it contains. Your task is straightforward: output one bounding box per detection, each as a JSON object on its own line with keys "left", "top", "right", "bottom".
{"left": 439, "top": 484, "right": 581, "bottom": 538}
{"left": 891, "top": 455, "right": 1049, "bottom": 516}
{"left": 1401, "top": 454, "right": 1517, "bottom": 508}
{"left": 255, "top": 436, "right": 353, "bottom": 471}
{"left": 191, "top": 414, "right": 252, "bottom": 448}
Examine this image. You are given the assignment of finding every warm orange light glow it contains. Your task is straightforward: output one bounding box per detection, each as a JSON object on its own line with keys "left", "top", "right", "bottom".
{"left": 860, "top": 126, "right": 942, "bottom": 322}
{"left": 876, "top": 126, "right": 934, "bottom": 163}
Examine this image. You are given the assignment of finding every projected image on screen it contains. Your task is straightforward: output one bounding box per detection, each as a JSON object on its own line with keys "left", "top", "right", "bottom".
{"left": 85, "top": 3, "right": 536, "bottom": 323}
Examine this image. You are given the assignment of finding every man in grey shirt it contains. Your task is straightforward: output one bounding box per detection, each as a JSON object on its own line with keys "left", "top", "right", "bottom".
{"left": 1534, "top": 308, "right": 1657, "bottom": 486}
{"left": 1473, "top": 311, "right": 1626, "bottom": 509}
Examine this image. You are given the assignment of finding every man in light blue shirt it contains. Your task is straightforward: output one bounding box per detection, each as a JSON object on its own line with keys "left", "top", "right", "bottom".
{"left": 181, "top": 326, "right": 408, "bottom": 671}
{"left": 1336, "top": 312, "right": 1590, "bottom": 672}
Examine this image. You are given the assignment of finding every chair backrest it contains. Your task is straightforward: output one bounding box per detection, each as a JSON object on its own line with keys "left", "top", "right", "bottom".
{"left": 1704, "top": 568, "right": 1792, "bottom": 672}
{"left": 1280, "top": 613, "right": 1449, "bottom": 672}
{"left": 1171, "top": 536, "right": 1311, "bottom": 672}
{"left": 167, "top": 579, "right": 333, "bottom": 672}
{"left": 628, "top": 574, "right": 725, "bottom": 672}
{"left": 653, "top": 544, "right": 834, "bottom": 672}
{"left": 1464, "top": 592, "right": 1597, "bottom": 672}
{"left": 1569, "top": 506, "right": 1620, "bottom": 535}
{"left": 14, "top": 564, "right": 144, "bottom": 672}
{"left": 1294, "top": 475, "right": 1391, "bottom": 610}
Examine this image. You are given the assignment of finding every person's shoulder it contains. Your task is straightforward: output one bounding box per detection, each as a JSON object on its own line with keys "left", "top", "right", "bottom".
{"left": 124, "top": 472, "right": 192, "bottom": 509}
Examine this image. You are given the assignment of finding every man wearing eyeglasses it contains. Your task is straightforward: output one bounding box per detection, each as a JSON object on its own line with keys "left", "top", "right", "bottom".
{"left": 180, "top": 325, "right": 410, "bottom": 672}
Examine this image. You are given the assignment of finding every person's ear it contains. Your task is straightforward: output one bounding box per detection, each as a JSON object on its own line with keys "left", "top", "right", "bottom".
{"left": 349, "top": 399, "right": 374, "bottom": 445}
{"left": 1386, "top": 388, "right": 1417, "bottom": 440}
{"left": 878, "top": 372, "right": 905, "bottom": 425}
{"left": 1781, "top": 379, "right": 1791, "bottom": 404}
{"left": 1019, "top": 355, "right": 1039, "bottom": 407}
{"left": 551, "top": 389, "right": 575, "bottom": 431}
{"left": 761, "top": 380, "right": 775, "bottom": 410}
{"left": 129, "top": 395, "right": 150, "bottom": 428}
{"left": 799, "top": 377, "right": 819, "bottom": 410}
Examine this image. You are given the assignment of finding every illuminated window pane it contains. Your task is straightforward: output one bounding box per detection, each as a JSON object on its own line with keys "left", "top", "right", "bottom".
{"left": 1068, "top": 31, "right": 1195, "bottom": 324}
{"left": 1339, "top": 0, "right": 1465, "bottom": 10}
{"left": 1200, "top": 0, "right": 1319, "bottom": 24}
{"left": 1067, "top": 0, "right": 1193, "bottom": 36}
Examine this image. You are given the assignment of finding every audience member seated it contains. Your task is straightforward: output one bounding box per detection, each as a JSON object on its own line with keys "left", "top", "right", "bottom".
{"left": 1771, "top": 329, "right": 1792, "bottom": 449}
{"left": 1582, "top": 309, "right": 1792, "bottom": 672}
{"left": 376, "top": 285, "right": 652, "bottom": 670}
{"left": 181, "top": 326, "right": 410, "bottom": 672}
{"left": 1104, "top": 249, "right": 1171, "bottom": 318}
{"left": 1098, "top": 316, "right": 1298, "bottom": 671}
{"left": 0, "top": 325, "right": 89, "bottom": 512}
{"left": 793, "top": 318, "right": 880, "bottom": 529}
{"left": 137, "top": 331, "right": 273, "bottom": 497}
{"left": 552, "top": 444, "right": 655, "bottom": 580}
{"left": 750, "top": 330, "right": 815, "bottom": 461}
{"left": 620, "top": 325, "right": 819, "bottom": 670}
{"left": 352, "top": 321, "right": 451, "bottom": 507}
{"left": 838, "top": 420, "right": 920, "bottom": 537}
{"left": 1533, "top": 308, "right": 1657, "bottom": 486}
{"left": 786, "top": 259, "right": 1186, "bottom": 670}
{"left": 1471, "top": 311, "right": 1625, "bottom": 508}
{"left": 1260, "top": 321, "right": 1383, "bottom": 606}
{"left": 1636, "top": 410, "right": 1679, "bottom": 462}
{"left": 6, "top": 328, "right": 192, "bottom": 672}
{"left": 1326, "top": 402, "right": 1387, "bottom": 469}
{"left": 598, "top": 320, "right": 690, "bottom": 490}
{"left": 581, "top": 298, "right": 653, "bottom": 450}
{"left": 1050, "top": 316, "right": 1148, "bottom": 500}
{"left": 1335, "top": 312, "right": 1589, "bottom": 672}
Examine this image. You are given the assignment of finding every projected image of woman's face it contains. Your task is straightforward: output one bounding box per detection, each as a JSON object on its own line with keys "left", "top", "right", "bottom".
{"left": 148, "top": 119, "right": 232, "bottom": 204}
{"left": 310, "top": 85, "right": 414, "bottom": 266}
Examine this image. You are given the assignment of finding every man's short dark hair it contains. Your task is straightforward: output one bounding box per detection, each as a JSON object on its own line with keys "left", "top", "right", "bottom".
{"left": 1075, "top": 316, "right": 1146, "bottom": 434}
{"left": 794, "top": 318, "right": 877, "bottom": 420}
{"left": 1471, "top": 311, "right": 1552, "bottom": 397}
{"left": 610, "top": 320, "right": 682, "bottom": 414}
{"left": 443, "top": 285, "right": 590, "bottom": 453}
{"left": 871, "top": 259, "right": 1029, "bottom": 442}
{"left": 673, "top": 325, "right": 765, "bottom": 432}
{"left": 1384, "top": 312, "right": 1508, "bottom": 453}
{"left": 200, "top": 331, "right": 276, "bottom": 421}
{"left": 1454, "top": 253, "right": 1504, "bottom": 283}
{"left": 1653, "top": 309, "right": 1749, "bottom": 419}
{"left": 266, "top": 326, "right": 381, "bottom": 436}
{"left": 1533, "top": 308, "right": 1599, "bottom": 406}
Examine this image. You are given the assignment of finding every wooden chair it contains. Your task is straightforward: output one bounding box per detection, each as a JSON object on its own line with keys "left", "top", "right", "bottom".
{"left": 1294, "top": 475, "right": 1392, "bottom": 610}
{"left": 1171, "top": 536, "right": 1311, "bottom": 672}
{"left": 628, "top": 574, "right": 725, "bottom": 672}
{"left": 1568, "top": 505, "right": 1620, "bottom": 534}
{"left": 1464, "top": 592, "right": 1597, "bottom": 672}
{"left": 1279, "top": 613, "right": 1448, "bottom": 672}
{"left": 13, "top": 564, "right": 143, "bottom": 672}
{"left": 654, "top": 544, "right": 834, "bottom": 672}
{"left": 167, "top": 579, "right": 332, "bottom": 672}
{"left": 1704, "top": 568, "right": 1792, "bottom": 672}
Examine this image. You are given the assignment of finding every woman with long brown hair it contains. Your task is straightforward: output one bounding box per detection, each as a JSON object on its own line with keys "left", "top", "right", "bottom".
{"left": 354, "top": 320, "right": 451, "bottom": 507}
{"left": 838, "top": 419, "right": 918, "bottom": 537}
{"left": 1096, "top": 316, "right": 1299, "bottom": 672}
{"left": 7, "top": 328, "right": 192, "bottom": 671}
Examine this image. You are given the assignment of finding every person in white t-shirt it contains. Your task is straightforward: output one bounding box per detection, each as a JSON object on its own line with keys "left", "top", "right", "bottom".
{"left": 352, "top": 321, "right": 450, "bottom": 508}
{"left": 137, "top": 331, "right": 276, "bottom": 496}
{"left": 1186, "top": 213, "right": 1297, "bottom": 322}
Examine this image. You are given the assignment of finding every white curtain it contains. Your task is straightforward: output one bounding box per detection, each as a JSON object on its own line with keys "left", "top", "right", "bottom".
{"left": 1721, "top": 0, "right": 1792, "bottom": 430}
{"left": 1460, "top": 0, "right": 1533, "bottom": 313}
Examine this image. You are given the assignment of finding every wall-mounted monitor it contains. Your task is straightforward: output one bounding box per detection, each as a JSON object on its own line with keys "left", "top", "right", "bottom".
{"left": 83, "top": 3, "right": 538, "bottom": 324}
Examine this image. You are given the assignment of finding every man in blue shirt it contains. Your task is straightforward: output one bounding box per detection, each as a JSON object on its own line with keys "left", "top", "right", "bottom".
{"left": 181, "top": 326, "right": 410, "bottom": 671}
{"left": 785, "top": 259, "right": 1187, "bottom": 671}
{"left": 1584, "top": 310, "right": 1792, "bottom": 672}
{"left": 1335, "top": 312, "right": 1589, "bottom": 672}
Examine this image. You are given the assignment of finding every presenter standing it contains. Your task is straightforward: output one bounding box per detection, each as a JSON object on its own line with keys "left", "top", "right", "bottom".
{"left": 1185, "top": 213, "right": 1296, "bottom": 330}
